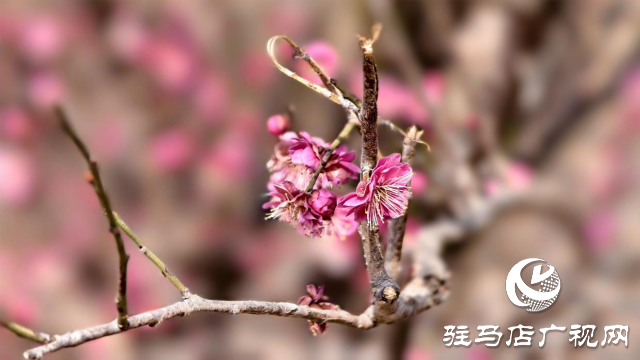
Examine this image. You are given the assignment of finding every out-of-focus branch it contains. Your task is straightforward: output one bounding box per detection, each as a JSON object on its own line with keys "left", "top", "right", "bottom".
{"left": 113, "top": 213, "right": 191, "bottom": 298}
{"left": 385, "top": 126, "right": 423, "bottom": 280}
{"left": 55, "top": 107, "right": 130, "bottom": 330}
{"left": 355, "top": 24, "right": 400, "bottom": 309}
{"left": 1, "top": 320, "right": 50, "bottom": 344}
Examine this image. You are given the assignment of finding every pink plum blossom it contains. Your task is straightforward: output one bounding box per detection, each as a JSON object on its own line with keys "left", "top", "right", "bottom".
{"left": 338, "top": 154, "right": 412, "bottom": 227}
{"left": 267, "top": 131, "right": 358, "bottom": 190}
{"left": 266, "top": 114, "right": 290, "bottom": 136}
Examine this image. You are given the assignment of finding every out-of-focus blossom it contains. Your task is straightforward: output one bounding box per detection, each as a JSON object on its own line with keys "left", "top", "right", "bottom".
{"left": 266, "top": 114, "right": 290, "bottom": 136}
{"left": 19, "top": 16, "right": 64, "bottom": 62}
{"left": 403, "top": 347, "right": 431, "bottom": 360}
{"left": 240, "top": 51, "right": 275, "bottom": 87}
{"left": 0, "top": 147, "right": 37, "bottom": 206}
{"left": 193, "top": 72, "right": 228, "bottom": 123}
{"left": 339, "top": 154, "right": 412, "bottom": 227}
{"left": 422, "top": 72, "right": 445, "bottom": 105}
{"left": 140, "top": 38, "right": 196, "bottom": 92}
{"left": 263, "top": 181, "right": 334, "bottom": 237}
{"left": 0, "top": 107, "right": 34, "bottom": 142}
{"left": 27, "top": 72, "right": 65, "bottom": 108}
{"left": 296, "top": 41, "right": 338, "bottom": 85}
{"left": 267, "top": 131, "right": 358, "bottom": 191}
{"left": 411, "top": 171, "right": 429, "bottom": 198}
{"left": 350, "top": 72, "right": 445, "bottom": 125}
{"left": 297, "top": 284, "right": 338, "bottom": 335}
{"left": 108, "top": 10, "right": 147, "bottom": 61}
{"left": 149, "top": 130, "right": 195, "bottom": 172}
{"left": 584, "top": 211, "right": 616, "bottom": 253}
{"left": 484, "top": 162, "right": 533, "bottom": 197}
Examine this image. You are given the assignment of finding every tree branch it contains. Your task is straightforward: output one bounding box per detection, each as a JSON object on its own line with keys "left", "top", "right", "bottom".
{"left": 385, "top": 126, "right": 423, "bottom": 280}
{"left": 355, "top": 24, "right": 400, "bottom": 308}
{"left": 113, "top": 212, "right": 191, "bottom": 298}
{"left": 55, "top": 106, "right": 130, "bottom": 330}
{"left": 23, "top": 275, "right": 448, "bottom": 359}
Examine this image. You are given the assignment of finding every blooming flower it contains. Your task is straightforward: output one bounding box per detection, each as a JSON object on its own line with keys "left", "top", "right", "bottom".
{"left": 338, "top": 154, "right": 412, "bottom": 227}
{"left": 297, "top": 284, "right": 338, "bottom": 335}
{"left": 263, "top": 181, "right": 336, "bottom": 237}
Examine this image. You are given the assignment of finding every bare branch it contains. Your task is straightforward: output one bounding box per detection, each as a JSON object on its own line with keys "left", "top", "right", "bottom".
{"left": 23, "top": 296, "right": 366, "bottom": 359}
{"left": 113, "top": 212, "right": 191, "bottom": 298}
{"left": 385, "top": 126, "right": 424, "bottom": 280}
{"left": 55, "top": 106, "right": 130, "bottom": 330}
{"left": 23, "top": 275, "right": 448, "bottom": 359}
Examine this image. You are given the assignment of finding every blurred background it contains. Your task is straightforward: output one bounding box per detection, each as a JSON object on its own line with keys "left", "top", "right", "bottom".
{"left": 0, "top": 0, "right": 639, "bottom": 359}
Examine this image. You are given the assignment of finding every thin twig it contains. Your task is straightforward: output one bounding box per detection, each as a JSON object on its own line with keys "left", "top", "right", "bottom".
{"left": 266, "top": 36, "right": 360, "bottom": 114}
{"left": 113, "top": 212, "right": 191, "bottom": 298}
{"left": 1, "top": 320, "right": 50, "bottom": 344}
{"left": 55, "top": 106, "right": 130, "bottom": 330}
{"left": 385, "top": 126, "right": 423, "bottom": 280}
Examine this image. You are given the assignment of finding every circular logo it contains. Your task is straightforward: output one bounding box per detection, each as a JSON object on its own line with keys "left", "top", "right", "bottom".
{"left": 506, "top": 258, "right": 561, "bottom": 312}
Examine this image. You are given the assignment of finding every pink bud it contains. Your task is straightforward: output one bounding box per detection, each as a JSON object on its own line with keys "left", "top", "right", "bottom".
{"left": 308, "top": 189, "right": 337, "bottom": 217}
{"left": 266, "top": 114, "right": 290, "bottom": 136}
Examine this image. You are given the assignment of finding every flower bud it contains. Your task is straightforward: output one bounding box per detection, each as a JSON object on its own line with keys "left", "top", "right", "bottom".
{"left": 267, "top": 114, "right": 290, "bottom": 136}
{"left": 308, "top": 189, "right": 337, "bottom": 217}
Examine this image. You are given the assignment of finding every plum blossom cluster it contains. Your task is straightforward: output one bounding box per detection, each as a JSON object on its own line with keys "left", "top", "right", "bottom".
{"left": 264, "top": 118, "right": 359, "bottom": 238}
{"left": 444, "top": 324, "right": 629, "bottom": 348}
{"left": 263, "top": 116, "right": 414, "bottom": 237}
{"left": 297, "top": 284, "right": 338, "bottom": 335}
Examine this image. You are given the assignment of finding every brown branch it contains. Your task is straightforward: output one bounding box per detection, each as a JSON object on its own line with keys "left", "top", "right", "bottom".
{"left": 23, "top": 276, "right": 447, "bottom": 359}
{"left": 1, "top": 320, "right": 50, "bottom": 344}
{"left": 355, "top": 24, "right": 400, "bottom": 308}
{"left": 113, "top": 212, "right": 191, "bottom": 298}
{"left": 385, "top": 126, "right": 423, "bottom": 280}
{"left": 55, "top": 106, "right": 130, "bottom": 330}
